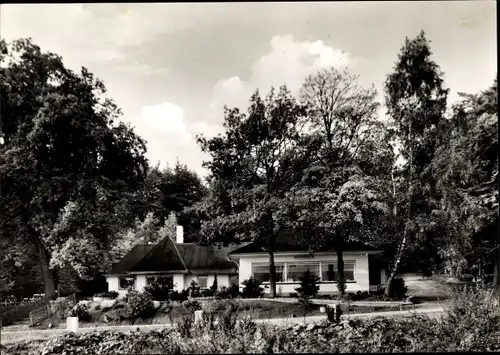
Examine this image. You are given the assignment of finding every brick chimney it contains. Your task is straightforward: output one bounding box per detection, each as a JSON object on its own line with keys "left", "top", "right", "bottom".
{"left": 176, "top": 225, "right": 184, "bottom": 244}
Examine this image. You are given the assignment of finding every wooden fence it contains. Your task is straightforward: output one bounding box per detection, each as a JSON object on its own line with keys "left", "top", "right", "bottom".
{"left": 29, "top": 293, "right": 77, "bottom": 327}
{"left": 0, "top": 300, "right": 47, "bottom": 327}
{"left": 0, "top": 293, "right": 77, "bottom": 328}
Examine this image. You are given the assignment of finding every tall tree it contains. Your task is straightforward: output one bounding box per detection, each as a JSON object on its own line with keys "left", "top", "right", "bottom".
{"left": 296, "top": 67, "right": 394, "bottom": 294}
{"left": 383, "top": 31, "right": 449, "bottom": 296}
{"left": 0, "top": 38, "right": 148, "bottom": 298}
{"left": 193, "top": 86, "right": 311, "bottom": 297}
{"left": 430, "top": 79, "right": 498, "bottom": 286}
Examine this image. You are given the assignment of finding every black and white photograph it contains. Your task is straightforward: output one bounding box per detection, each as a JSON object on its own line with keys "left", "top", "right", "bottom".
{"left": 0, "top": 1, "right": 498, "bottom": 353}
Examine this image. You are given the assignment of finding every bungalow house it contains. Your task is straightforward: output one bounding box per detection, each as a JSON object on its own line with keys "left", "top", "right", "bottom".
{"left": 106, "top": 226, "right": 389, "bottom": 298}
{"left": 229, "top": 231, "right": 389, "bottom": 295}
{"left": 105, "top": 226, "right": 244, "bottom": 298}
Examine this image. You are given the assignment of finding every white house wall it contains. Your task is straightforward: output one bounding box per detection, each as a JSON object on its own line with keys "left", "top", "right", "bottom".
{"left": 173, "top": 274, "right": 185, "bottom": 291}
{"left": 238, "top": 253, "right": 371, "bottom": 294}
{"left": 135, "top": 275, "right": 147, "bottom": 292}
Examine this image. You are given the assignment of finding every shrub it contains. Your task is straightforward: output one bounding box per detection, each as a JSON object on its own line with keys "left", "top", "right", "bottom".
{"left": 387, "top": 277, "right": 408, "bottom": 300}
{"left": 200, "top": 288, "right": 214, "bottom": 297}
{"left": 295, "top": 269, "right": 320, "bottom": 307}
{"left": 143, "top": 276, "right": 173, "bottom": 302}
{"left": 176, "top": 314, "right": 195, "bottom": 338}
{"left": 182, "top": 299, "right": 201, "bottom": 314}
{"left": 50, "top": 297, "right": 76, "bottom": 320}
{"left": 104, "top": 308, "right": 130, "bottom": 322}
{"left": 124, "top": 290, "right": 155, "bottom": 319}
{"left": 210, "top": 275, "right": 218, "bottom": 294}
{"left": 171, "top": 289, "right": 189, "bottom": 302}
{"left": 241, "top": 278, "right": 264, "bottom": 298}
{"left": 68, "top": 303, "right": 90, "bottom": 321}
{"left": 188, "top": 280, "right": 201, "bottom": 298}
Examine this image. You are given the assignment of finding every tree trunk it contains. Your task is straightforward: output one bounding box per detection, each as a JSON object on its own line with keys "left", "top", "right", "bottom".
{"left": 336, "top": 248, "right": 346, "bottom": 296}
{"left": 384, "top": 222, "right": 408, "bottom": 298}
{"left": 30, "top": 233, "right": 57, "bottom": 300}
{"left": 268, "top": 250, "right": 277, "bottom": 298}
{"left": 494, "top": 245, "right": 500, "bottom": 292}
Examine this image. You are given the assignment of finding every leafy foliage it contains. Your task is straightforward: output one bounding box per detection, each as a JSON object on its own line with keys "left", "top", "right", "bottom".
{"left": 182, "top": 299, "right": 202, "bottom": 314}
{"left": 124, "top": 291, "right": 155, "bottom": 319}
{"left": 295, "top": 269, "right": 320, "bottom": 305}
{"left": 67, "top": 303, "right": 90, "bottom": 321}
{"left": 0, "top": 38, "right": 148, "bottom": 298}
{"left": 144, "top": 276, "right": 173, "bottom": 302}
{"left": 50, "top": 296, "right": 76, "bottom": 320}
{"left": 193, "top": 86, "right": 311, "bottom": 297}
{"left": 386, "top": 277, "right": 408, "bottom": 300}
{"left": 241, "top": 278, "right": 264, "bottom": 298}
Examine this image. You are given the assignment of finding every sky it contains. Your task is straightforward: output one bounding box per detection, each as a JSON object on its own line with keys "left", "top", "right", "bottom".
{"left": 1, "top": 2, "right": 497, "bottom": 178}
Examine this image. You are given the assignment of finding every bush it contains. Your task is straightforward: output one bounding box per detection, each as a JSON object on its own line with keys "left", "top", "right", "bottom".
{"left": 188, "top": 280, "right": 201, "bottom": 298}
{"left": 200, "top": 288, "right": 214, "bottom": 297}
{"left": 217, "top": 284, "right": 240, "bottom": 299}
{"left": 68, "top": 303, "right": 90, "bottom": 321}
{"left": 387, "top": 277, "right": 408, "bottom": 300}
{"left": 171, "top": 289, "right": 189, "bottom": 302}
{"left": 124, "top": 291, "right": 155, "bottom": 319}
{"left": 241, "top": 278, "right": 264, "bottom": 298}
{"left": 295, "top": 270, "right": 320, "bottom": 301}
{"left": 182, "top": 299, "right": 201, "bottom": 314}
{"left": 143, "top": 276, "right": 173, "bottom": 302}
{"left": 210, "top": 275, "right": 218, "bottom": 294}
{"left": 50, "top": 297, "right": 76, "bottom": 320}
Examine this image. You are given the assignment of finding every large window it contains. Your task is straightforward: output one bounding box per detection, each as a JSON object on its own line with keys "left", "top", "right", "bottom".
{"left": 197, "top": 276, "right": 208, "bottom": 289}
{"left": 251, "top": 261, "right": 356, "bottom": 283}
{"left": 286, "top": 263, "right": 320, "bottom": 282}
{"left": 321, "top": 262, "right": 355, "bottom": 282}
{"left": 252, "top": 263, "right": 284, "bottom": 283}
{"left": 119, "top": 276, "right": 136, "bottom": 290}
{"left": 146, "top": 275, "right": 174, "bottom": 288}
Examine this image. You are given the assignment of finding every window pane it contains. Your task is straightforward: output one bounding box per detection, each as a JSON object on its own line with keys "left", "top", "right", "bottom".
{"left": 119, "top": 277, "right": 135, "bottom": 290}
{"left": 321, "top": 262, "right": 355, "bottom": 281}
{"left": 252, "top": 264, "right": 284, "bottom": 282}
{"left": 321, "top": 264, "right": 336, "bottom": 281}
{"left": 198, "top": 276, "right": 208, "bottom": 289}
{"left": 147, "top": 276, "right": 173, "bottom": 288}
{"left": 286, "top": 263, "right": 320, "bottom": 282}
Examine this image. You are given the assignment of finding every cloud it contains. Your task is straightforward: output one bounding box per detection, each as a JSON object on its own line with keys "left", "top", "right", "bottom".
{"left": 0, "top": 4, "right": 205, "bottom": 71}
{"left": 207, "top": 34, "right": 351, "bottom": 132}
{"left": 135, "top": 103, "right": 209, "bottom": 177}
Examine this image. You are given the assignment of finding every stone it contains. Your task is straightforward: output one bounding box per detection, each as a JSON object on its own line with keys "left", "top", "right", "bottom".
{"left": 306, "top": 323, "right": 316, "bottom": 331}
{"left": 47, "top": 322, "right": 53, "bottom": 329}
{"left": 101, "top": 299, "right": 117, "bottom": 309}
{"left": 153, "top": 301, "right": 161, "bottom": 310}
{"left": 103, "top": 314, "right": 110, "bottom": 323}
{"left": 66, "top": 316, "right": 79, "bottom": 333}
